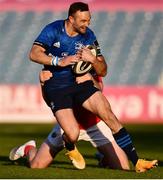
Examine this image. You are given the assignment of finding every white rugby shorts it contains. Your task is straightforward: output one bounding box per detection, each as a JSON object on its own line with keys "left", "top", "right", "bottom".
{"left": 47, "top": 120, "right": 114, "bottom": 148}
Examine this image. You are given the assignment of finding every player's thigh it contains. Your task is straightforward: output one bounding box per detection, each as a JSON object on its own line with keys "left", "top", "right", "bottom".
{"left": 55, "top": 109, "right": 80, "bottom": 142}
{"left": 98, "top": 141, "right": 130, "bottom": 170}
{"left": 30, "top": 142, "right": 54, "bottom": 168}
{"left": 82, "top": 91, "right": 111, "bottom": 116}
{"left": 82, "top": 91, "right": 122, "bottom": 132}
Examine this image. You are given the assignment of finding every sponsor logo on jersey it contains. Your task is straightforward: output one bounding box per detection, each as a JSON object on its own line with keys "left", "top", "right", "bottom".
{"left": 75, "top": 42, "right": 84, "bottom": 50}
{"left": 61, "top": 52, "right": 68, "bottom": 57}
{"left": 53, "top": 42, "right": 60, "bottom": 48}
{"left": 131, "top": 147, "right": 135, "bottom": 152}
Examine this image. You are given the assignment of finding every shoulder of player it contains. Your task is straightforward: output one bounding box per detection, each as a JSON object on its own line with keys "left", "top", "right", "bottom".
{"left": 85, "top": 27, "right": 96, "bottom": 38}
{"left": 44, "top": 20, "right": 64, "bottom": 31}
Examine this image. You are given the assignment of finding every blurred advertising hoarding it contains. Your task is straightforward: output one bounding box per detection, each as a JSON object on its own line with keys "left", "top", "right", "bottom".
{"left": 103, "top": 86, "right": 163, "bottom": 123}
{"left": 0, "top": 85, "right": 163, "bottom": 123}
{"left": 0, "top": 85, "right": 54, "bottom": 123}
{"left": 0, "top": 0, "right": 162, "bottom": 12}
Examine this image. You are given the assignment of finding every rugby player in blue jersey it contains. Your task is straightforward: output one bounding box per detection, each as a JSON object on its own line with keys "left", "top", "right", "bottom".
{"left": 28, "top": 2, "right": 157, "bottom": 172}
{"left": 9, "top": 71, "right": 130, "bottom": 170}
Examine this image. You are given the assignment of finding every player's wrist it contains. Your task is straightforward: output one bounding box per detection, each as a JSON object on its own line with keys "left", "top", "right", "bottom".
{"left": 57, "top": 59, "right": 63, "bottom": 66}
{"left": 51, "top": 55, "right": 63, "bottom": 66}
{"left": 57, "top": 57, "right": 68, "bottom": 67}
{"left": 51, "top": 55, "right": 59, "bottom": 66}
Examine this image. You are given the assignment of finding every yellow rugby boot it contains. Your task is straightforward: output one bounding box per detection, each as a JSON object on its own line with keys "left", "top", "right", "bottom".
{"left": 66, "top": 146, "right": 86, "bottom": 169}
{"left": 135, "top": 159, "right": 158, "bottom": 173}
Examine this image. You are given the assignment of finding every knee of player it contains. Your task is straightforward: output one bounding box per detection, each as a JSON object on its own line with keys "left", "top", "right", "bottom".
{"left": 68, "top": 129, "right": 79, "bottom": 143}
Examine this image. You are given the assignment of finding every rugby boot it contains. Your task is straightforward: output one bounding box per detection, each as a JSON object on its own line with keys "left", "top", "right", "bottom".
{"left": 66, "top": 146, "right": 86, "bottom": 169}
{"left": 9, "top": 140, "right": 36, "bottom": 161}
{"left": 135, "top": 159, "right": 158, "bottom": 173}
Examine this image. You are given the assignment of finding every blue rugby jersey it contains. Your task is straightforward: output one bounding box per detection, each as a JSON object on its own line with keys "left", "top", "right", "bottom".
{"left": 34, "top": 20, "right": 101, "bottom": 90}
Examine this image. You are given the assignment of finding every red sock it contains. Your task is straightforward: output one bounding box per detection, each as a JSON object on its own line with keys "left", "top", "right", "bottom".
{"left": 24, "top": 145, "right": 35, "bottom": 156}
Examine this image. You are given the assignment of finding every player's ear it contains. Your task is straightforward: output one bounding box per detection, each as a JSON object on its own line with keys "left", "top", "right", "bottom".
{"left": 69, "top": 15, "right": 75, "bottom": 24}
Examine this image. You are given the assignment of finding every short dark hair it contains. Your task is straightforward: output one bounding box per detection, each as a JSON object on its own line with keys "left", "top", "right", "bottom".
{"left": 68, "top": 2, "right": 89, "bottom": 17}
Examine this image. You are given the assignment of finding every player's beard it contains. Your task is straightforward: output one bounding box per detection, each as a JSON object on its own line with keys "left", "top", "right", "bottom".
{"left": 75, "top": 26, "right": 87, "bottom": 34}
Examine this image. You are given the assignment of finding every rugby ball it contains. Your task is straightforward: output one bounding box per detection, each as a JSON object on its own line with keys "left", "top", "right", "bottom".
{"left": 72, "top": 45, "right": 97, "bottom": 76}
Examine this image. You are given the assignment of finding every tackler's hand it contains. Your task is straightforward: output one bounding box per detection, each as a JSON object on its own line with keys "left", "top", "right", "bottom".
{"left": 76, "top": 73, "right": 93, "bottom": 84}
{"left": 39, "top": 70, "right": 52, "bottom": 86}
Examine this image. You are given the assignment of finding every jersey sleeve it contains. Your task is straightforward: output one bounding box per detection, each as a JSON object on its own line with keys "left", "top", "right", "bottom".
{"left": 93, "top": 39, "right": 102, "bottom": 56}
{"left": 87, "top": 29, "right": 102, "bottom": 56}
{"left": 34, "top": 24, "right": 55, "bottom": 50}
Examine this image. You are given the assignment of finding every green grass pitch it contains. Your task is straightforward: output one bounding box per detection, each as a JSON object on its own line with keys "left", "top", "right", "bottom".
{"left": 0, "top": 123, "right": 163, "bottom": 179}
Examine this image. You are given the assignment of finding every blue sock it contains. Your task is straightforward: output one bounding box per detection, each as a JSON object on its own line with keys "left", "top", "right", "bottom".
{"left": 113, "top": 127, "right": 138, "bottom": 165}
